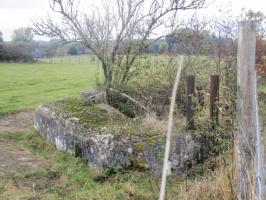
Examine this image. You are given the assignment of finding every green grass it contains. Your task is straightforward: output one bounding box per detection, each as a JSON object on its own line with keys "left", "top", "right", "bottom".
{"left": 23, "top": 170, "right": 50, "bottom": 178}
{"left": 0, "top": 62, "right": 102, "bottom": 114}
{"left": 38, "top": 54, "right": 100, "bottom": 65}
{"left": 0, "top": 131, "right": 235, "bottom": 199}
{"left": 0, "top": 55, "right": 217, "bottom": 115}
{"left": 0, "top": 131, "right": 183, "bottom": 199}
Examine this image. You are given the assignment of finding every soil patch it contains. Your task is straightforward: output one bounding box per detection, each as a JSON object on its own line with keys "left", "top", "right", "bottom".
{"left": 0, "top": 110, "right": 61, "bottom": 199}
{"left": 0, "top": 110, "right": 35, "bottom": 132}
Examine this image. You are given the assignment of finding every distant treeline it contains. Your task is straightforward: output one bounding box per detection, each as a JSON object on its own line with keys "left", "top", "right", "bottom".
{"left": 145, "top": 28, "right": 235, "bottom": 56}
{"left": 0, "top": 27, "right": 235, "bottom": 63}
{"left": 0, "top": 28, "right": 34, "bottom": 62}
{"left": 0, "top": 42, "right": 34, "bottom": 62}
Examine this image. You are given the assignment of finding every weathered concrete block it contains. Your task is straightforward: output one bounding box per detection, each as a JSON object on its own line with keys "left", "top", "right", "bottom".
{"left": 34, "top": 101, "right": 202, "bottom": 175}
{"left": 80, "top": 90, "right": 106, "bottom": 103}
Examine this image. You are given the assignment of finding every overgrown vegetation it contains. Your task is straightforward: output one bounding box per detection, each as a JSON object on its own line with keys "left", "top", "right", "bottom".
{"left": 44, "top": 53, "right": 236, "bottom": 176}
{"left": 0, "top": 52, "right": 239, "bottom": 199}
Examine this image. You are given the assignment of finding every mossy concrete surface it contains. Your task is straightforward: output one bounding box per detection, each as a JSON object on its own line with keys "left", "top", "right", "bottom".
{"left": 34, "top": 98, "right": 203, "bottom": 175}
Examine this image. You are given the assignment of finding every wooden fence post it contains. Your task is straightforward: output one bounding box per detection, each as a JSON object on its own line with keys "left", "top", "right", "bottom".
{"left": 197, "top": 85, "right": 205, "bottom": 107}
{"left": 186, "top": 75, "right": 196, "bottom": 130}
{"left": 236, "top": 20, "right": 263, "bottom": 200}
{"left": 210, "top": 75, "right": 219, "bottom": 128}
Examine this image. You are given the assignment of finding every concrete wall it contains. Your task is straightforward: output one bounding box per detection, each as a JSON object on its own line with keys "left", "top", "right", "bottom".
{"left": 34, "top": 105, "right": 203, "bottom": 175}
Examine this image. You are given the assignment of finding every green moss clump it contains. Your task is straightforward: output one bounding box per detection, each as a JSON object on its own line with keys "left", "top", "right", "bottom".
{"left": 136, "top": 144, "right": 143, "bottom": 152}
{"left": 47, "top": 98, "right": 162, "bottom": 136}
{"left": 52, "top": 98, "right": 126, "bottom": 128}
{"left": 146, "top": 137, "right": 154, "bottom": 145}
{"left": 136, "top": 159, "right": 146, "bottom": 168}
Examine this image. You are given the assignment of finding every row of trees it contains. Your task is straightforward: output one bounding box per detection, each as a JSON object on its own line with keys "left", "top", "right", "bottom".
{"left": 0, "top": 28, "right": 89, "bottom": 62}
{"left": 146, "top": 28, "right": 234, "bottom": 56}
{"left": 36, "top": 28, "right": 234, "bottom": 57}
{"left": 32, "top": 39, "right": 87, "bottom": 57}
{"left": 1, "top": 26, "right": 236, "bottom": 63}
{"left": 0, "top": 28, "right": 34, "bottom": 62}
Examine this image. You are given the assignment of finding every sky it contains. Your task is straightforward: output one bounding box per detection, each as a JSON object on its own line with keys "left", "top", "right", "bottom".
{"left": 0, "top": 0, "right": 265, "bottom": 41}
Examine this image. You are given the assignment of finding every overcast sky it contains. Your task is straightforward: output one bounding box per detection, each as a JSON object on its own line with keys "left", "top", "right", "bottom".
{"left": 0, "top": 0, "right": 265, "bottom": 41}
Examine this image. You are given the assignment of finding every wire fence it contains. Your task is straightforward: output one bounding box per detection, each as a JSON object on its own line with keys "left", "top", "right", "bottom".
{"left": 37, "top": 55, "right": 101, "bottom": 65}
{"left": 159, "top": 20, "right": 265, "bottom": 200}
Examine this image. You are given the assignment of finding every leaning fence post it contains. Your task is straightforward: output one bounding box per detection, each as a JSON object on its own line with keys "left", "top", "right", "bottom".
{"left": 210, "top": 75, "right": 219, "bottom": 128}
{"left": 186, "top": 75, "right": 196, "bottom": 130}
{"left": 236, "top": 20, "right": 264, "bottom": 200}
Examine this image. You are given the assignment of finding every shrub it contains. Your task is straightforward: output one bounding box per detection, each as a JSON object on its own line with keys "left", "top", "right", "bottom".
{"left": 0, "top": 42, "right": 34, "bottom": 62}
{"left": 67, "top": 46, "right": 78, "bottom": 55}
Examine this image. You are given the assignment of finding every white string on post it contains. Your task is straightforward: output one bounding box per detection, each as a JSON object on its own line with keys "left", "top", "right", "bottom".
{"left": 159, "top": 56, "right": 183, "bottom": 200}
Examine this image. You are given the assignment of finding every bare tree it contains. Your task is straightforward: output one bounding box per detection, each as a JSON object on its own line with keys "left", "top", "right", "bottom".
{"left": 33, "top": 0, "right": 206, "bottom": 88}
{"left": 12, "top": 27, "right": 34, "bottom": 43}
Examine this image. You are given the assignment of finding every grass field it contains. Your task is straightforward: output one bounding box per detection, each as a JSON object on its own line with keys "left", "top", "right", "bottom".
{"left": 0, "top": 61, "right": 102, "bottom": 114}
{"left": 0, "top": 55, "right": 216, "bottom": 115}
{"left": 38, "top": 55, "right": 99, "bottom": 65}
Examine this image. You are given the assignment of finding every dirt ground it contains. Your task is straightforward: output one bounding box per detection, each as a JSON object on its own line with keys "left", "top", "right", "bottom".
{"left": 0, "top": 137, "right": 49, "bottom": 174}
{"left": 0, "top": 110, "right": 42, "bottom": 174}
{"left": 0, "top": 110, "right": 59, "bottom": 199}
{"left": 0, "top": 110, "right": 35, "bottom": 133}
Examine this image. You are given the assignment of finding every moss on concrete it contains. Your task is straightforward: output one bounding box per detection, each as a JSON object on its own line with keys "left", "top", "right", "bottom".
{"left": 48, "top": 98, "right": 124, "bottom": 128}
{"left": 47, "top": 98, "right": 160, "bottom": 136}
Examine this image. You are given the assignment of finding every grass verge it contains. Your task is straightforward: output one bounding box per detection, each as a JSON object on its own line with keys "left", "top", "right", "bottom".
{"left": 0, "top": 131, "right": 236, "bottom": 199}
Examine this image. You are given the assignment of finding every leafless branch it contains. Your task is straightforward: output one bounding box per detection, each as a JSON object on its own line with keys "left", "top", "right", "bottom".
{"left": 32, "top": 0, "right": 206, "bottom": 86}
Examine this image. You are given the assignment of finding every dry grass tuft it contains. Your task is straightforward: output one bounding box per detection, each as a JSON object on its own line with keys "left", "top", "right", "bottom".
{"left": 141, "top": 112, "right": 186, "bottom": 134}
{"left": 177, "top": 156, "right": 236, "bottom": 200}
{"left": 142, "top": 112, "right": 167, "bottom": 133}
